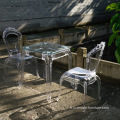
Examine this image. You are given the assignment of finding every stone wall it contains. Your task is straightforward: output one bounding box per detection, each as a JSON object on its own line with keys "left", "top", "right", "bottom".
{"left": 0, "top": 0, "right": 116, "bottom": 34}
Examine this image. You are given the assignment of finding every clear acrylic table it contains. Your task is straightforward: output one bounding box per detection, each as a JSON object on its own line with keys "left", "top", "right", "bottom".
{"left": 20, "top": 42, "right": 72, "bottom": 102}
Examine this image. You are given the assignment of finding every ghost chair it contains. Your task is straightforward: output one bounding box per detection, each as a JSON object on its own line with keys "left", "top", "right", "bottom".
{"left": 2, "top": 27, "right": 39, "bottom": 86}
{"left": 57, "top": 42, "right": 106, "bottom": 107}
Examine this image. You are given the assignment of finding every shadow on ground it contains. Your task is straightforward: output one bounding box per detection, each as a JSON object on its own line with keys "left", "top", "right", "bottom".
{"left": 0, "top": 42, "right": 120, "bottom": 120}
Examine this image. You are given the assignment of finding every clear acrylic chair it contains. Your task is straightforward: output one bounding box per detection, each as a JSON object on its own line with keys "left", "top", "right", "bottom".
{"left": 57, "top": 42, "right": 106, "bottom": 106}
{"left": 2, "top": 27, "right": 39, "bottom": 86}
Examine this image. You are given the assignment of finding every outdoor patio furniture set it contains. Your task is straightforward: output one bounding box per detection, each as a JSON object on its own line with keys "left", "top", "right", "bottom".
{"left": 2, "top": 27, "right": 106, "bottom": 106}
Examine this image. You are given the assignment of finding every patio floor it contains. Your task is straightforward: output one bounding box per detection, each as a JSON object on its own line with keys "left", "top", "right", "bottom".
{"left": 0, "top": 54, "right": 120, "bottom": 120}
{"left": 0, "top": 36, "right": 120, "bottom": 120}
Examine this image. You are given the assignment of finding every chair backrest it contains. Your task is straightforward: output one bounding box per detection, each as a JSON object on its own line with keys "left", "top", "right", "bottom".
{"left": 2, "top": 27, "right": 22, "bottom": 56}
{"left": 86, "top": 42, "right": 105, "bottom": 72}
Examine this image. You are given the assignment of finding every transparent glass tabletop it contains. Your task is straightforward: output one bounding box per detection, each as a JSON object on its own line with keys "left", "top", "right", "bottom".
{"left": 23, "top": 42, "right": 70, "bottom": 55}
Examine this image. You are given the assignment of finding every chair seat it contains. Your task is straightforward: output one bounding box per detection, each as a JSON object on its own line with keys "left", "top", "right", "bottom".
{"left": 63, "top": 67, "right": 96, "bottom": 82}
{"left": 8, "top": 53, "right": 34, "bottom": 65}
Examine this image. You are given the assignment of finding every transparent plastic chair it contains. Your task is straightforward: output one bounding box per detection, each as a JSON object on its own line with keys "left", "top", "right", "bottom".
{"left": 2, "top": 27, "right": 39, "bottom": 86}
{"left": 57, "top": 42, "right": 106, "bottom": 106}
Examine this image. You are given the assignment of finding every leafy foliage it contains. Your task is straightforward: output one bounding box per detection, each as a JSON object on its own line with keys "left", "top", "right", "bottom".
{"left": 106, "top": 2, "right": 120, "bottom": 63}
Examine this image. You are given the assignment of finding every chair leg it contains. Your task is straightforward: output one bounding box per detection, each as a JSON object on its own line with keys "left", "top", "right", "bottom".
{"left": 35, "top": 58, "right": 40, "bottom": 78}
{"left": 18, "top": 55, "right": 25, "bottom": 88}
{"left": 3, "top": 59, "right": 9, "bottom": 81}
{"left": 71, "top": 83, "right": 78, "bottom": 90}
{"left": 75, "top": 83, "right": 78, "bottom": 90}
{"left": 3, "top": 64, "right": 6, "bottom": 81}
{"left": 18, "top": 63, "right": 23, "bottom": 87}
{"left": 83, "top": 82, "right": 87, "bottom": 106}
{"left": 96, "top": 75, "right": 101, "bottom": 100}
{"left": 57, "top": 78, "right": 63, "bottom": 101}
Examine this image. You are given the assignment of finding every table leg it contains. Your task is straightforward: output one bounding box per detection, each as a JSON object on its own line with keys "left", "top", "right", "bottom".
{"left": 35, "top": 58, "right": 40, "bottom": 78}
{"left": 42, "top": 61, "right": 45, "bottom": 78}
{"left": 68, "top": 50, "right": 72, "bottom": 69}
{"left": 45, "top": 56, "right": 52, "bottom": 102}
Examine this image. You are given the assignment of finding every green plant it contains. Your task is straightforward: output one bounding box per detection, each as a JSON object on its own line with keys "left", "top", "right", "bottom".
{"left": 106, "top": 2, "right": 120, "bottom": 63}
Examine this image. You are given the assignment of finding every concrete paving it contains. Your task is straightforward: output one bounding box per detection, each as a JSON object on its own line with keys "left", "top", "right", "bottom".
{"left": 0, "top": 38, "right": 120, "bottom": 120}
{"left": 0, "top": 55, "right": 120, "bottom": 120}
